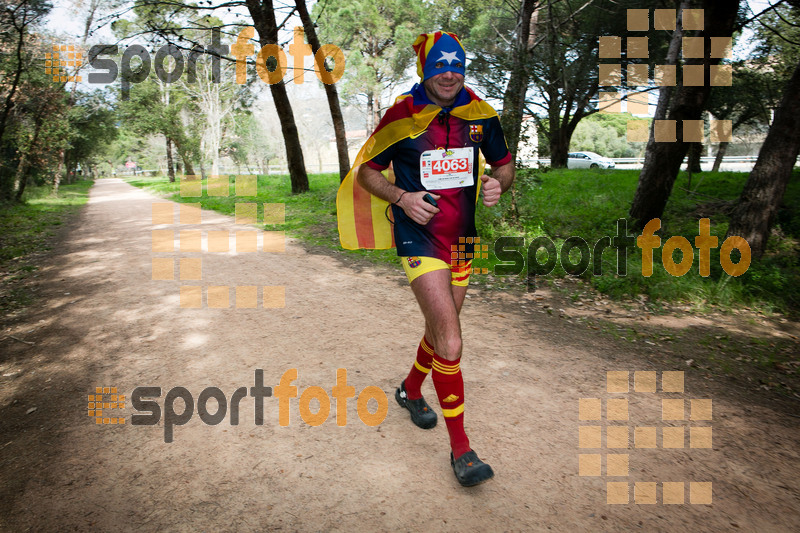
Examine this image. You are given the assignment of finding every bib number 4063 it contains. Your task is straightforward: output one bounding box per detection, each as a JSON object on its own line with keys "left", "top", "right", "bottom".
{"left": 432, "top": 157, "right": 469, "bottom": 174}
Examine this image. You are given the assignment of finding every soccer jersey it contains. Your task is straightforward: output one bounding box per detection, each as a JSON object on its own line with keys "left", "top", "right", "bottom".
{"left": 366, "top": 84, "right": 511, "bottom": 262}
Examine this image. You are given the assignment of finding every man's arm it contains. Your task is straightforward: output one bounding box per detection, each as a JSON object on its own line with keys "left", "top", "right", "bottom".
{"left": 480, "top": 160, "right": 515, "bottom": 207}
{"left": 356, "top": 165, "right": 440, "bottom": 225}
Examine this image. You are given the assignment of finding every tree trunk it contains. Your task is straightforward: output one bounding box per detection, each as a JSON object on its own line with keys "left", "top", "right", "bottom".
{"left": 630, "top": 0, "right": 686, "bottom": 222}
{"left": 296, "top": 0, "right": 351, "bottom": 182}
{"left": 686, "top": 141, "right": 703, "bottom": 189}
{"left": 0, "top": 17, "right": 28, "bottom": 198}
{"left": 172, "top": 136, "right": 195, "bottom": 176}
{"left": 726, "top": 58, "right": 800, "bottom": 259}
{"left": 541, "top": 0, "right": 595, "bottom": 169}
{"left": 53, "top": 149, "right": 65, "bottom": 196}
{"left": 549, "top": 136, "right": 568, "bottom": 168}
{"left": 501, "top": 0, "right": 537, "bottom": 159}
{"left": 165, "top": 136, "right": 176, "bottom": 182}
{"left": 270, "top": 84, "right": 308, "bottom": 193}
{"left": 688, "top": 142, "right": 703, "bottom": 173}
{"left": 366, "top": 93, "right": 375, "bottom": 134}
{"left": 500, "top": 0, "right": 536, "bottom": 223}
{"left": 247, "top": 0, "right": 309, "bottom": 193}
{"left": 0, "top": 19, "right": 26, "bottom": 151}
{"left": 549, "top": 121, "right": 578, "bottom": 168}
{"left": 373, "top": 94, "right": 382, "bottom": 134}
{"left": 630, "top": 0, "right": 739, "bottom": 230}
{"left": 13, "top": 152, "right": 29, "bottom": 202}
{"left": 711, "top": 141, "right": 728, "bottom": 172}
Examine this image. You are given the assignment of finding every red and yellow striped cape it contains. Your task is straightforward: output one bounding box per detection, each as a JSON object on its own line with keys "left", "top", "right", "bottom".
{"left": 336, "top": 87, "right": 498, "bottom": 250}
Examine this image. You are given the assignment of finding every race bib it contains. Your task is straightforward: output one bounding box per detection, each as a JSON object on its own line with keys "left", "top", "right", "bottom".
{"left": 420, "top": 147, "right": 474, "bottom": 190}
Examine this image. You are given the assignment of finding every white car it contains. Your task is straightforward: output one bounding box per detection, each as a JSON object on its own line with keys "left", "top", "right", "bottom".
{"left": 567, "top": 151, "right": 616, "bottom": 169}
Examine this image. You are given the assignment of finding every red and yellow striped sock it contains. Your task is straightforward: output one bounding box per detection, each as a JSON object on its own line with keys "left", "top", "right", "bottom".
{"left": 404, "top": 336, "right": 434, "bottom": 400}
{"left": 431, "top": 353, "right": 470, "bottom": 459}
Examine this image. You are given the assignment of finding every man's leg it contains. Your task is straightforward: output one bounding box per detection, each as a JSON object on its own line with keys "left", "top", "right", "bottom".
{"left": 411, "top": 269, "right": 463, "bottom": 360}
{"left": 402, "top": 336, "right": 435, "bottom": 401}
{"left": 423, "top": 283, "right": 468, "bottom": 341}
{"left": 395, "top": 261, "right": 447, "bottom": 429}
{"left": 404, "top": 279, "right": 467, "bottom": 400}
{"left": 410, "top": 269, "right": 493, "bottom": 486}
{"left": 410, "top": 270, "right": 467, "bottom": 456}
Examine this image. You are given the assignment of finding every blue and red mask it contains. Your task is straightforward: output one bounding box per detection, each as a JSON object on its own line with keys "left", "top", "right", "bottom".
{"left": 412, "top": 31, "right": 466, "bottom": 82}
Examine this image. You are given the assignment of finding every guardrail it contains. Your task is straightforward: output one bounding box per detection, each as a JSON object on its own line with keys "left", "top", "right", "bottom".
{"left": 521, "top": 155, "right": 785, "bottom": 167}
{"left": 612, "top": 156, "right": 761, "bottom": 164}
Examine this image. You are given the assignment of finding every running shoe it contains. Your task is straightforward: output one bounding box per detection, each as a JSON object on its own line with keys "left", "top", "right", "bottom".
{"left": 395, "top": 380, "right": 437, "bottom": 429}
{"left": 451, "top": 450, "right": 494, "bottom": 487}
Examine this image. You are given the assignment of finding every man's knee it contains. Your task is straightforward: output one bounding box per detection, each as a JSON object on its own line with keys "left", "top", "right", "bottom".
{"left": 437, "top": 334, "right": 462, "bottom": 361}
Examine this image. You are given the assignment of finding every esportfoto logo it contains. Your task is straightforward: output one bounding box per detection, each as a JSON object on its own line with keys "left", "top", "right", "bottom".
{"left": 579, "top": 370, "right": 714, "bottom": 505}
{"left": 72, "top": 26, "right": 344, "bottom": 99}
{"left": 453, "top": 218, "right": 750, "bottom": 280}
{"left": 90, "top": 369, "right": 388, "bottom": 443}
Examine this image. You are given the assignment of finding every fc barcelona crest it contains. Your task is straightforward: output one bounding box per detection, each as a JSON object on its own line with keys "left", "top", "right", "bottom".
{"left": 469, "top": 124, "right": 483, "bottom": 143}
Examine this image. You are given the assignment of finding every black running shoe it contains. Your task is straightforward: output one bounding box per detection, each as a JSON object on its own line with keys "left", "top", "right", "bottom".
{"left": 395, "top": 380, "right": 437, "bottom": 429}
{"left": 451, "top": 450, "right": 494, "bottom": 487}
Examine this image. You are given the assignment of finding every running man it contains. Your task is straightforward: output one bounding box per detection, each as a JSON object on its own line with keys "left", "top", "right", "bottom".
{"left": 337, "top": 31, "right": 514, "bottom": 486}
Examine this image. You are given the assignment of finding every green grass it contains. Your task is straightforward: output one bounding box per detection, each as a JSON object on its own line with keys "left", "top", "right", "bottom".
{"left": 476, "top": 167, "right": 800, "bottom": 314}
{"left": 126, "top": 173, "right": 401, "bottom": 267}
{"left": 0, "top": 180, "right": 93, "bottom": 315}
{"left": 126, "top": 169, "right": 800, "bottom": 314}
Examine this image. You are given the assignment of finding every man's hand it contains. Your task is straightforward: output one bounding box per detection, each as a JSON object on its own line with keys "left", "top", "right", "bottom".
{"left": 480, "top": 175, "right": 502, "bottom": 207}
{"left": 398, "top": 191, "right": 440, "bottom": 225}
{"left": 356, "top": 165, "right": 440, "bottom": 225}
{"left": 480, "top": 160, "right": 515, "bottom": 207}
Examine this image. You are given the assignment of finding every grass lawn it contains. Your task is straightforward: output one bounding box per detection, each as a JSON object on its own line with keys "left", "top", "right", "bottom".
{"left": 126, "top": 169, "right": 800, "bottom": 315}
{"left": 0, "top": 180, "right": 94, "bottom": 315}
{"left": 486, "top": 167, "right": 800, "bottom": 314}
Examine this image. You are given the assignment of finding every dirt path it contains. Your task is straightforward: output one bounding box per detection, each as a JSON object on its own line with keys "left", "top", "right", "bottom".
{"left": 1, "top": 178, "right": 798, "bottom": 532}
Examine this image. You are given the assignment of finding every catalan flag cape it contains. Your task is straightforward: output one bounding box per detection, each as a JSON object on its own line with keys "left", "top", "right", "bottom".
{"left": 336, "top": 87, "right": 498, "bottom": 250}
